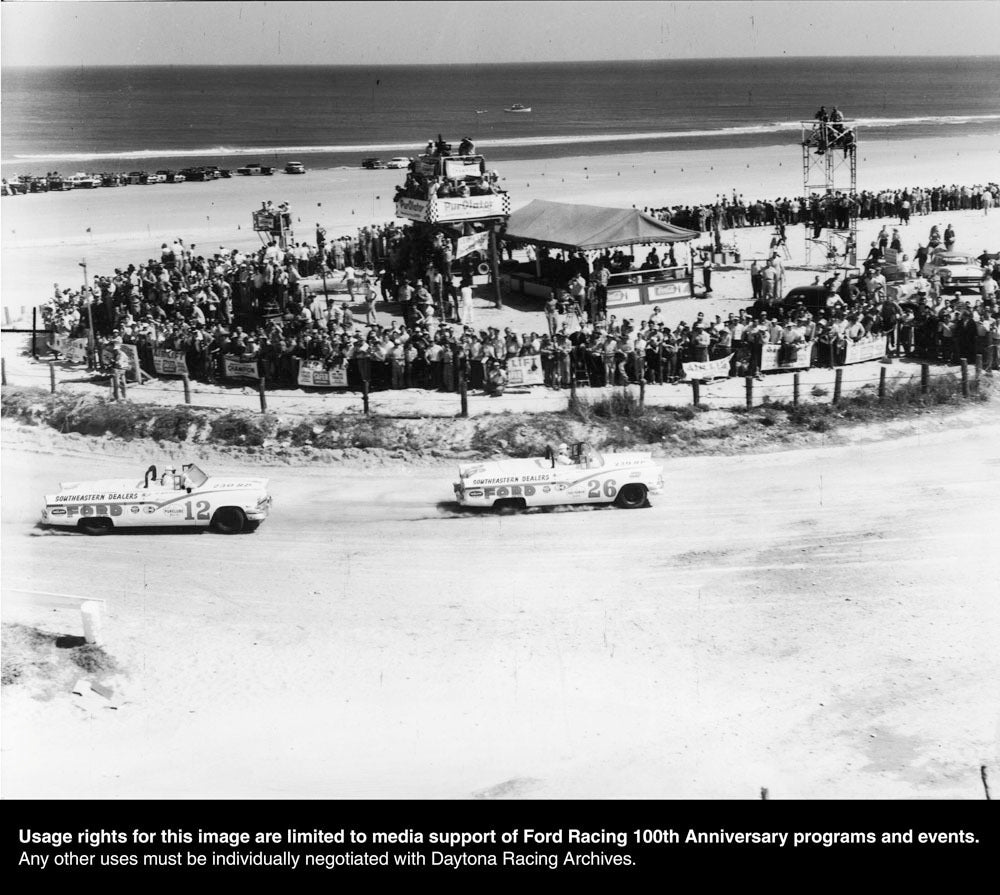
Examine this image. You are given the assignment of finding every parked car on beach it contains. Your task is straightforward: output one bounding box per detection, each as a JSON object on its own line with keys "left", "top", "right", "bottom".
{"left": 284, "top": 161, "right": 306, "bottom": 174}
{"left": 386, "top": 157, "right": 411, "bottom": 169}
{"left": 236, "top": 163, "right": 274, "bottom": 176}
{"left": 361, "top": 157, "right": 387, "bottom": 169}
{"left": 920, "top": 249, "right": 984, "bottom": 294}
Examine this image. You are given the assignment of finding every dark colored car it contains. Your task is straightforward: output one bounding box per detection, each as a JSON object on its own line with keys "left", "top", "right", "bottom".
{"left": 361, "top": 157, "right": 386, "bottom": 169}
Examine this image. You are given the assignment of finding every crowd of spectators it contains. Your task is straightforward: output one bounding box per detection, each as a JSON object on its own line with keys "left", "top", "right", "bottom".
{"left": 650, "top": 182, "right": 998, "bottom": 237}
{"left": 38, "top": 180, "right": 999, "bottom": 392}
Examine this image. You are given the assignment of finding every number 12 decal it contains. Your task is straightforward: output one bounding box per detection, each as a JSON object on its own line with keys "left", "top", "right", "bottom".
{"left": 184, "top": 500, "right": 211, "bottom": 521}
{"left": 587, "top": 479, "right": 617, "bottom": 499}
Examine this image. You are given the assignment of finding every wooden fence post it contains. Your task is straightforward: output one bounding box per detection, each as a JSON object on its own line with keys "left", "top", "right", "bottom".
{"left": 362, "top": 379, "right": 370, "bottom": 415}
{"left": 793, "top": 372, "right": 800, "bottom": 406}
{"left": 182, "top": 375, "right": 191, "bottom": 405}
{"left": 745, "top": 376, "right": 753, "bottom": 409}
{"left": 691, "top": 379, "right": 700, "bottom": 406}
{"left": 975, "top": 354, "right": 982, "bottom": 394}
{"left": 49, "top": 361, "right": 56, "bottom": 394}
{"left": 921, "top": 364, "right": 929, "bottom": 395}
{"left": 32, "top": 308, "right": 38, "bottom": 359}
{"left": 639, "top": 378, "right": 645, "bottom": 411}
{"left": 1, "top": 357, "right": 6, "bottom": 386}
{"left": 833, "top": 368, "right": 843, "bottom": 405}
{"left": 258, "top": 376, "right": 267, "bottom": 413}
{"left": 460, "top": 376, "right": 468, "bottom": 418}
{"left": 960, "top": 358, "right": 969, "bottom": 398}
{"left": 878, "top": 366, "right": 887, "bottom": 401}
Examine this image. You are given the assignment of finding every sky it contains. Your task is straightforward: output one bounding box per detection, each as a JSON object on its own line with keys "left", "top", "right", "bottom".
{"left": 1, "top": 0, "right": 999, "bottom": 66}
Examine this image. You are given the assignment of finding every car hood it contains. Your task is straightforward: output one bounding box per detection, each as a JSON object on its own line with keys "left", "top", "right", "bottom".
{"left": 201, "top": 475, "right": 270, "bottom": 492}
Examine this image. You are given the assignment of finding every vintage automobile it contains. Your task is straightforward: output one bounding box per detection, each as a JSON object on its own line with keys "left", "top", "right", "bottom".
{"left": 284, "top": 160, "right": 306, "bottom": 174}
{"left": 40, "top": 463, "right": 272, "bottom": 535}
{"left": 236, "top": 163, "right": 274, "bottom": 176}
{"left": 361, "top": 157, "right": 387, "bottom": 169}
{"left": 386, "top": 156, "right": 411, "bottom": 169}
{"left": 921, "top": 249, "right": 985, "bottom": 294}
{"left": 453, "top": 442, "right": 663, "bottom": 512}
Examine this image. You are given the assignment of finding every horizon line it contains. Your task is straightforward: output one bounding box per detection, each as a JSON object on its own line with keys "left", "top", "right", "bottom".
{"left": 4, "top": 54, "right": 1000, "bottom": 70}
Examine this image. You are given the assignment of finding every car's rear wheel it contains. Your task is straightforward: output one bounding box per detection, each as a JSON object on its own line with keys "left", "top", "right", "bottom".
{"left": 211, "top": 507, "right": 246, "bottom": 534}
{"left": 79, "top": 517, "right": 113, "bottom": 536}
{"left": 494, "top": 498, "right": 527, "bottom": 515}
{"left": 615, "top": 484, "right": 648, "bottom": 509}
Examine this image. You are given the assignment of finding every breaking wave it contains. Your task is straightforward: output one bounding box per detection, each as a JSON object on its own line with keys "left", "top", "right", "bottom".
{"left": 8, "top": 114, "right": 1000, "bottom": 164}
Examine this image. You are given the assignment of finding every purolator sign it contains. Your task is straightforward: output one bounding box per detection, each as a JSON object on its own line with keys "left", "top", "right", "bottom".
{"left": 395, "top": 194, "right": 510, "bottom": 224}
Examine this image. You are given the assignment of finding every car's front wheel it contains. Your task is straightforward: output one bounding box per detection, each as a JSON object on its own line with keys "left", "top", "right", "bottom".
{"left": 211, "top": 507, "right": 246, "bottom": 534}
{"left": 79, "top": 517, "right": 114, "bottom": 536}
{"left": 615, "top": 484, "right": 648, "bottom": 509}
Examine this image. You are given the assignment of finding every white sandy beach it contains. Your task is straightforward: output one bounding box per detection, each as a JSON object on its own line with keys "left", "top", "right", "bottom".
{"left": 2, "top": 132, "right": 998, "bottom": 318}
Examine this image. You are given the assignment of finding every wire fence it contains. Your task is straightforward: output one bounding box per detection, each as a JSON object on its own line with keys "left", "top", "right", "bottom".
{"left": 2, "top": 349, "right": 993, "bottom": 419}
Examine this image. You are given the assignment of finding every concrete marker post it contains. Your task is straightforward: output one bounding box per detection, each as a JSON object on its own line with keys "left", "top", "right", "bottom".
{"left": 1, "top": 357, "right": 6, "bottom": 386}
{"left": 182, "top": 375, "right": 191, "bottom": 405}
{"left": 49, "top": 361, "right": 56, "bottom": 394}
{"left": 80, "top": 601, "right": 103, "bottom": 645}
{"left": 691, "top": 379, "right": 700, "bottom": 406}
{"left": 258, "top": 376, "right": 267, "bottom": 413}
{"left": 460, "top": 376, "right": 468, "bottom": 418}
{"left": 362, "top": 379, "right": 370, "bottom": 415}
{"left": 793, "top": 372, "right": 800, "bottom": 406}
{"left": 921, "top": 363, "right": 929, "bottom": 394}
{"left": 878, "top": 366, "right": 887, "bottom": 401}
{"left": 833, "top": 368, "right": 843, "bottom": 405}
{"left": 960, "top": 358, "right": 969, "bottom": 398}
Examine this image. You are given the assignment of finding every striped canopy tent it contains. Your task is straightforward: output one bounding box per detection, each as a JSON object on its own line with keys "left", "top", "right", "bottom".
{"left": 502, "top": 199, "right": 698, "bottom": 252}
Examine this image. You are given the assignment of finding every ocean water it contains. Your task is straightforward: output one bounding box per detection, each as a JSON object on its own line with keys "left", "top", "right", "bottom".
{"left": 2, "top": 57, "right": 999, "bottom": 176}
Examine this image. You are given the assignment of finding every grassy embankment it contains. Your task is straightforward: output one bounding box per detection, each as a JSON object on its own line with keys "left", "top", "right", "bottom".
{"left": 1, "top": 368, "right": 992, "bottom": 459}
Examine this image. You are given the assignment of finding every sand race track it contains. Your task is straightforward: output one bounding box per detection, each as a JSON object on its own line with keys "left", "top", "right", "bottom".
{"left": 2, "top": 409, "right": 999, "bottom": 800}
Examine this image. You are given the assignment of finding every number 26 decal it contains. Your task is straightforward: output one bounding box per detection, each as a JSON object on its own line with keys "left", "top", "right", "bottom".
{"left": 587, "top": 479, "right": 617, "bottom": 499}
{"left": 184, "top": 500, "right": 211, "bottom": 521}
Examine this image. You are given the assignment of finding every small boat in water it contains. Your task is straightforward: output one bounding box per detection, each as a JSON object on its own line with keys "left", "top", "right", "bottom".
{"left": 475, "top": 109, "right": 488, "bottom": 114}
{"left": 503, "top": 103, "right": 531, "bottom": 113}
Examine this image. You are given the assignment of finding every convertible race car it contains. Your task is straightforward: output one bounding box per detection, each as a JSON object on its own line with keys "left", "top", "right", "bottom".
{"left": 453, "top": 442, "right": 663, "bottom": 512}
{"left": 40, "top": 463, "right": 272, "bottom": 535}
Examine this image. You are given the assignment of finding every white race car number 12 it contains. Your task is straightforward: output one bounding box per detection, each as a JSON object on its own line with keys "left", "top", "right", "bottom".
{"left": 587, "top": 479, "right": 617, "bottom": 500}
{"left": 184, "top": 500, "right": 211, "bottom": 521}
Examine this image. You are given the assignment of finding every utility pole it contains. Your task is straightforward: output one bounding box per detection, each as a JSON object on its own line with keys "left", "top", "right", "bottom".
{"left": 79, "top": 260, "right": 95, "bottom": 370}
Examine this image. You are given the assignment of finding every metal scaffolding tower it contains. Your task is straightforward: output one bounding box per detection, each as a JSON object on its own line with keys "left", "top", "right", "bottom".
{"left": 801, "top": 119, "right": 858, "bottom": 269}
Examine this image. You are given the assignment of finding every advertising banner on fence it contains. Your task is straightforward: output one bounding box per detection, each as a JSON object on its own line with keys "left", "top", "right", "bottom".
{"left": 682, "top": 354, "right": 733, "bottom": 380}
{"left": 649, "top": 280, "right": 693, "bottom": 302}
{"left": 455, "top": 230, "right": 490, "bottom": 260}
{"left": 760, "top": 342, "right": 813, "bottom": 372}
{"left": 844, "top": 335, "right": 888, "bottom": 365}
{"left": 152, "top": 349, "right": 189, "bottom": 377}
{"left": 506, "top": 355, "right": 545, "bottom": 386}
{"left": 223, "top": 355, "right": 260, "bottom": 380}
{"left": 48, "top": 334, "right": 90, "bottom": 364}
{"left": 297, "top": 360, "right": 348, "bottom": 388}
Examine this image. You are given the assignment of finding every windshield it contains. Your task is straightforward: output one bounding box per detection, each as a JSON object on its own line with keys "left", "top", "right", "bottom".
{"left": 183, "top": 464, "right": 208, "bottom": 487}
